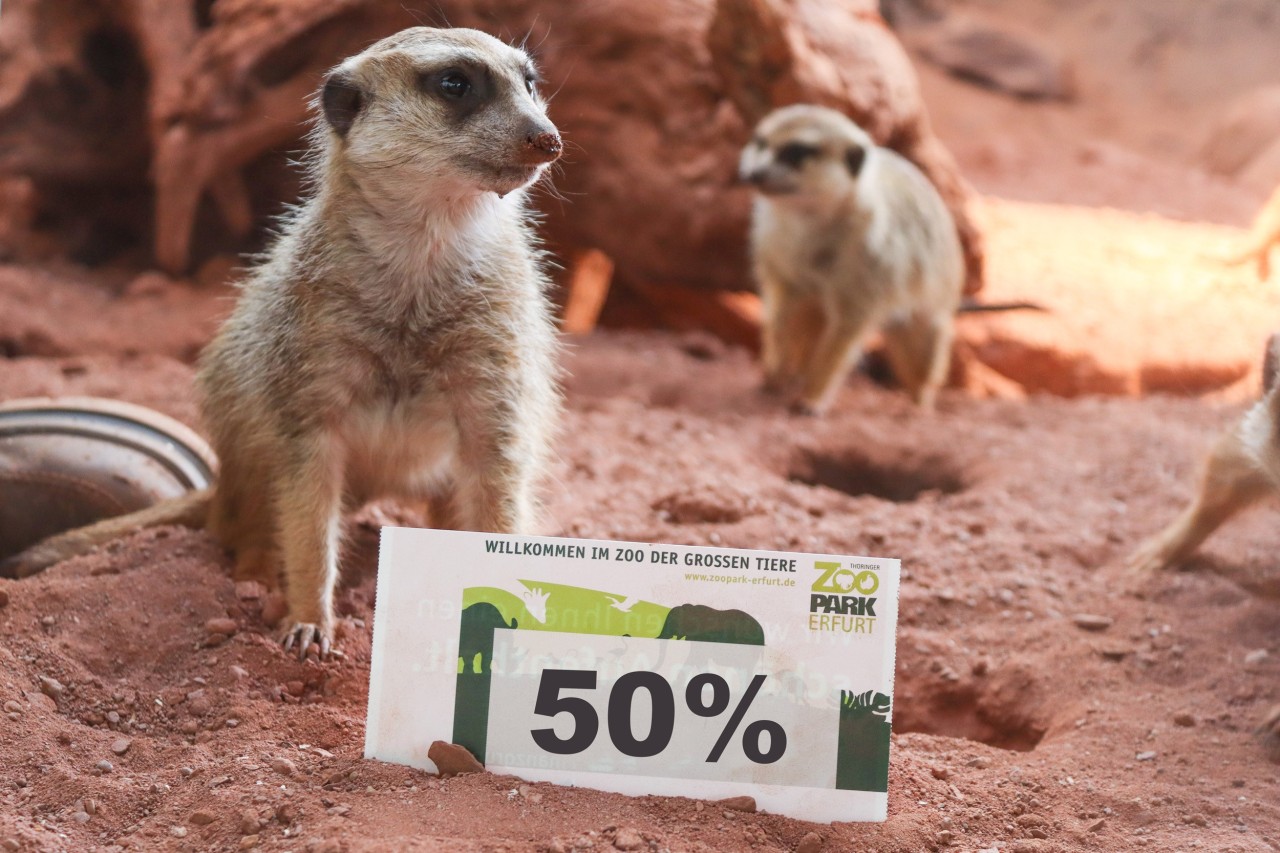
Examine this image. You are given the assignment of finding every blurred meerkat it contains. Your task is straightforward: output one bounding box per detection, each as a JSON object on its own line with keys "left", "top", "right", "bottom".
{"left": 3, "top": 28, "right": 563, "bottom": 657}
{"left": 740, "top": 104, "right": 964, "bottom": 414}
{"left": 1128, "top": 334, "right": 1280, "bottom": 577}
{"left": 1221, "top": 184, "right": 1280, "bottom": 281}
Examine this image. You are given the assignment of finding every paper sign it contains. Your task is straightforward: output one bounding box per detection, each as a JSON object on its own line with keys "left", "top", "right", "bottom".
{"left": 365, "top": 528, "right": 900, "bottom": 823}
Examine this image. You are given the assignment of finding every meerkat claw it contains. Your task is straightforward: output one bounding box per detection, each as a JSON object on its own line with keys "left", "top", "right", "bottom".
{"left": 281, "top": 622, "right": 328, "bottom": 660}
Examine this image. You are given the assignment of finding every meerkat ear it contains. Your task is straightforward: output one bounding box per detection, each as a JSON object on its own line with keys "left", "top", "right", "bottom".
{"left": 321, "top": 70, "right": 364, "bottom": 138}
{"left": 844, "top": 145, "right": 867, "bottom": 177}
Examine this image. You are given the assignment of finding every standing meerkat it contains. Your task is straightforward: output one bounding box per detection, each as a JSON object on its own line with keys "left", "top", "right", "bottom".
{"left": 3, "top": 27, "right": 563, "bottom": 657}
{"left": 1128, "top": 334, "right": 1280, "bottom": 577}
{"left": 740, "top": 104, "right": 964, "bottom": 414}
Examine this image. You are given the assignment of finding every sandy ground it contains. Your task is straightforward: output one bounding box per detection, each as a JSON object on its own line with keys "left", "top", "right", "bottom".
{"left": 3, "top": 4, "right": 1280, "bottom": 849}
{"left": 0, "top": 328, "right": 1277, "bottom": 853}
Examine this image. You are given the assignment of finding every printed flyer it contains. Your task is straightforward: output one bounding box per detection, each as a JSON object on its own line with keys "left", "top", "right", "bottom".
{"left": 366, "top": 527, "right": 900, "bottom": 823}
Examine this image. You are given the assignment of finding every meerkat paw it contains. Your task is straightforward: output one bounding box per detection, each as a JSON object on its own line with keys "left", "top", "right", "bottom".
{"left": 789, "top": 397, "right": 827, "bottom": 417}
{"left": 1259, "top": 705, "right": 1280, "bottom": 761}
{"left": 1124, "top": 536, "right": 1174, "bottom": 578}
{"left": 279, "top": 620, "right": 335, "bottom": 661}
{"left": 761, "top": 373, "right": 793, "bottom": 396}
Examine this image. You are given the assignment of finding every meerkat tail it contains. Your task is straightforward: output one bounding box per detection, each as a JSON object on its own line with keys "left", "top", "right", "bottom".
{"left": 956, "top": 298, "right": 1049, "bottom": 314}
{"left": 0, "top": 488, "right": 212, "bottom": 579}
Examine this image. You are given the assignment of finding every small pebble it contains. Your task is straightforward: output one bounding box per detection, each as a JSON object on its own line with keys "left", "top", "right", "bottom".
{"left": 169, "top": 826, "right": 188, "bottom": 838}
{"left": 428, "top": 741, "right": 484, "bottom": 776}
{"left": 95, "top": 760, "right": 113, "bottom": 774}
{"left": 1072, "top": 614, "right": 1113, "bottom": 632}
{"left": 111, "top": 738, "right": 131, "bottom": 755}
{"left": 716, "top": 795, "right": 756, "bottom": 813}
{"left": 1243, "top": 649, "right": 1269, "bottom": 666}
{"left": 613, "top": 827, "right": 645, "bottom": 850}
{"left": 189, "top": 810, "right": 216, "bottom": 826}
{"left": 3, "top": 700, "right": 21, "bottom": 714}
{"left": 937, "top": 829, "right": 955, "bottom": 845}
{"left": 38, "top": 676, "right": 64, "bottom": 699}
{"left": 238, "top": 810, "right": 261, "bottom": 835}
{"left": 260, "top": 595, "right": 288, "bottom": 627}
{"left": 1173, "top": 712, "right": 1196, "bottom": 727}
{"left": 0, "top": 589, "right": 9, "bottom": 608}
{"left": 1136, "top": 751, "right": 1156, "bottom": 761}
{"left": 269, "top": 757, "right": 297, "bottom": 777}
{"left": 205, "top": 617, "right": 238, "bottom": 636}
{"left": 1088, "top": 818, "right": 1106, "bottom": 832}
{"left": 796, "top": 831, "right": 824, "bottom": 853}
{"left": 240, "top": 836, "right": 260, "bottom": 850}
{"left": 71, "top": 811, "right": 91, "bottom": 824}
{"left": 230, "top": 665, "right": 249, "bottom": 680}
{"left": 930, "top": 766, "right": 950, "bottom": 780}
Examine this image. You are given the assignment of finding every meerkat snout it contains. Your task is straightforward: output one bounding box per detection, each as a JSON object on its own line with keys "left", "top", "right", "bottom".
{"left": 524, "top": 129, "right": 563, "bottom": 163}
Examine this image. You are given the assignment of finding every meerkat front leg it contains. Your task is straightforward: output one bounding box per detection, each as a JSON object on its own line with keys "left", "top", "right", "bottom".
{"left": 274, "top": 437, "right": 346, "bottom": 658}
{"left": 881, "top": 311, "right": 955, "bottom": 411}
{"left": 759, "top": 271, "right": 799, "bottom": 392}
{"left": 450, "top": 399, "right": 541, "bottom": 536}
{"left": 1127, "top": 427, "right": 1273, "bottom": 577}
{"left": 425, "top": 485, "right": 464, "bottom": 531}
{"left": 793, "top": 312, "right": 874, "bottom": 415}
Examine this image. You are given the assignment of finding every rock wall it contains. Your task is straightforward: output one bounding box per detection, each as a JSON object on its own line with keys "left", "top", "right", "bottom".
{"left": 0, "top": 0, "right": 984, "bottom": 315}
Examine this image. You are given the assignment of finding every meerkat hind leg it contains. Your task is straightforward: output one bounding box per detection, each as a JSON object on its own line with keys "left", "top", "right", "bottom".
{"left": 1127, "top": 429, "right": 1273, "bottom": 577}
{"left": 209, "top": 458, "right": 279, "bottom": 587}
{"left": 881, "top": 311, "right": 955, "bottom": 410}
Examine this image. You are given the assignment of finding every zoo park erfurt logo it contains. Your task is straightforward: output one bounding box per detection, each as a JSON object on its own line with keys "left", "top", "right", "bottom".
{"left": 808, "top": 560, "right": 879, "bottom": 635}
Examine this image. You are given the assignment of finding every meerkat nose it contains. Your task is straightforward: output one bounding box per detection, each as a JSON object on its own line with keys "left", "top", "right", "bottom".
{"left": 524, "top": 129, "right": 563, "bottom": 163}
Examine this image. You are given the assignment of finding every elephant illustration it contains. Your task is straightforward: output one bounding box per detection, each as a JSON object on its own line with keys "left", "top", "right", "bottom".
{"left": 458, "top": 602, "right": 517, "bottom": 675}
{"left": 657, "top": 604, "right": 765, "bottom": 645}
{"left": 653, "top": 604, "right": 764, "bottom": 671}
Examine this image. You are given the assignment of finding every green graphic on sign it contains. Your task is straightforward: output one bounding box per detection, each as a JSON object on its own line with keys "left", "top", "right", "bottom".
{"left": 451, "top": 582, "right": 888, "bottom": 793}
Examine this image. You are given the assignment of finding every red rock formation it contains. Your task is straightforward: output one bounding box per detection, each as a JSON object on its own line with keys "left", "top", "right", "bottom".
{"left": 0, "top": 0, "right": 985, "bottom": 328}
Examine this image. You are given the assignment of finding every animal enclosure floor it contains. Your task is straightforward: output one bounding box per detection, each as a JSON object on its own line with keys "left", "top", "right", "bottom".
{"left": 0, "top": 331, "right": 1277, "bottom": 853}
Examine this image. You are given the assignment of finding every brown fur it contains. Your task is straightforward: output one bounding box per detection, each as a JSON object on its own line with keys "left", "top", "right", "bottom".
{"left": 1128, "top": 334, "right": 1280, "bottom": 578}
{"left": 740, "top": 105, "right": 964, "bottom": 414}
{"left": 3, "top": 28, "right": 563, "bottom": 657}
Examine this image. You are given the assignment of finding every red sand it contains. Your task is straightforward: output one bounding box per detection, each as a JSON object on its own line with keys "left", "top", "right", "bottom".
{"left": 3, "top": 2, "right": 1280, "bottom": 849}
{"left": 1, "top": 332, "right": 1278, "bottom": 852}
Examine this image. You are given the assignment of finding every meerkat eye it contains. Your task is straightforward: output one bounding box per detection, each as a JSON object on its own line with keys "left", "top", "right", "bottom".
{"left": 775, "top": 142, "right": 820, "bottom": 168}
{"left": 524, "top": 74, "right": 537, "bottom": 95}
{"left": 438, "top": 71, "right": 472, "bottom": 99}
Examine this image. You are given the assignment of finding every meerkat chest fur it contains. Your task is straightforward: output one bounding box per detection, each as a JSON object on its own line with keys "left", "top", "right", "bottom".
{"left": 199, "top": 26, "right": 562, "bottom": 505}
